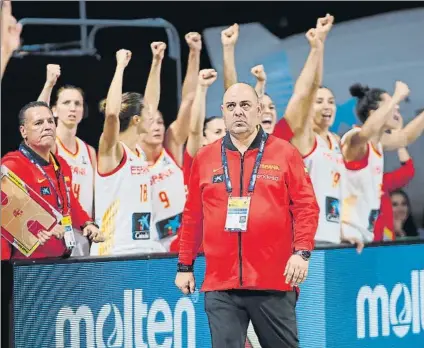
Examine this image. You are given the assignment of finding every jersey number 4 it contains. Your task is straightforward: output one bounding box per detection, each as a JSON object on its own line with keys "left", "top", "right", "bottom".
{"left": 73, "top": 183, "right": 80, "bottom": 200}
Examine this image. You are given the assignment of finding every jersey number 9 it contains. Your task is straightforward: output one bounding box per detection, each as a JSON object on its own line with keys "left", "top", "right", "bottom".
{"left": 159, "top": 191, "right": 170, "bottom": 208}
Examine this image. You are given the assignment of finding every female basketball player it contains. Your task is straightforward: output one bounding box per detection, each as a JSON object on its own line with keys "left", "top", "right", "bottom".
{"left": 169, "top": 69, "right": 218, "bottom": 253}
{"left": 38, "top": 64, "right": 96, "bottom": 256}
{"left": 285, "top": 14, "right": 353, "bottom": 248}
{"left": 341, "top": 81, "right": 410, "bottom": 243}
{"left": 91, "top": 48, "right": 158, "bottom": 256}
{"left": 221, "top": 22, "right": 322, "bottom": 142}
{"left": 137, "top": 33, "right": 202, "bottom": 252}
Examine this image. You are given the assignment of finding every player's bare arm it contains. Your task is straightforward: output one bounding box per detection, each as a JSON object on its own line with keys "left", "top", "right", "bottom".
{"left": 381, "top": 108, "right": 424, "bottom": 150}
{"left": 182, "top": 32, "right": 202, "bottom": 100}
{"left": 286, "top": 17, "right": 333, "bottom": 153}
{"left": 37, "top": 64, "right": 61, "bottom": 105}
{"left": 186, "top": 69, "right": 218, "bottom": 157}
{"left": 343, "top": 81, "right": 410, "bottom": 162}
{"left": 222, "top": 23, "right": 239, "bottom": 90}
{"left": 98, "top": 49, "right": 132, "bottom": 173}
{"left": 0, "top": 1, "right": 22, "bottom": 79}
{"left": 251, "top": 65, "right": 266, "bottom": 99}
{"left": 166, "top": 33, "right": 202, "bottom": 162}
{"left": 144, "top": 41, "right": 166, "bottom": 115}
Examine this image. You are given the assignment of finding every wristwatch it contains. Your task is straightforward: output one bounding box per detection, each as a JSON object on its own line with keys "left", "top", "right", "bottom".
{"left": 294, "top": 250, "right": 311, "bottom": 261}
{"left": 177, "top": 262, "right": 194, "bottom": 272}
{"left": 80, "top": 221, "right": 99, "bottom": 231}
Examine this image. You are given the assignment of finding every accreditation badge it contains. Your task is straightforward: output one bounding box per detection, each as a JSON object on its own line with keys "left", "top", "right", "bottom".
{"left": 224, "top": 196, "right": 251, "bottom": 232}
{"left": 61, "top": 215, "right": 76, "bottom": 250}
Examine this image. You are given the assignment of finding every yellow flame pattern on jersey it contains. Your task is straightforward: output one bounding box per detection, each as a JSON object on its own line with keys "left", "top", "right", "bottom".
{"left": 98, "top": 199, "right": 120, "bottom": 256}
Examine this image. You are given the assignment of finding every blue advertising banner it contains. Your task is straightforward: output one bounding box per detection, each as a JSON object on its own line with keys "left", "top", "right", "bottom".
{"left": 13, "top": 257, "right": 209, "bottom": 348}
{"left": 12, "top": 243, "right": 424, "bottom": 348}
{"left": 324, "top": 244, "right": 424, "bottom": 348}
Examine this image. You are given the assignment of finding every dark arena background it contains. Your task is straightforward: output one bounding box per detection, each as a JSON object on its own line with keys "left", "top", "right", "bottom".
{"left": 1, "top": 2, "right": 424, "bottom": 348}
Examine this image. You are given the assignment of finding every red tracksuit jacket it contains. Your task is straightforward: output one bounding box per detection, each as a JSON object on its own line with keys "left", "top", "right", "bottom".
{"left": 170, "top": 118, "right": 294, "bottom": 253}
{"left": 1, "top": 145, "right": 91, "bottom": 260}
{"left": 374, "top": 159, "right": 415, "bottom": 241}
{"left": 179, "top": 127, "right": 319, "bottom": 292}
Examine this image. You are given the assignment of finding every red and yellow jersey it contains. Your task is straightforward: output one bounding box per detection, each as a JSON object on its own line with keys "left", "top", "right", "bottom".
{"left": 56, "top": 136, "right": 94, "bottom": 218}
{"left": 149, "top": 149, "right": 186, "bottom": 251}
{"left": 91, "top": 142, "right": 153, "bottom": 256}
{"left": 303, "top": 133, "right": 345, "bottom": 244}
{"left": 341, "top": 127, "right": 384, "bottom": 242}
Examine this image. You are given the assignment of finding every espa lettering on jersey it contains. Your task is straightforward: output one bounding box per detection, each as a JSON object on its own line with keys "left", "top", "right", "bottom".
{"left": 130, "top": 165, "right": 149, "bottom": 176}
{"left": 70, "top": 165, "right": 87, "bottom": 176}
{"left": 55, "top": 289, "right": 196, "bottom": 348}
{"left": 259, "top": 163, "right": 280, "bottom": 171}
{"left": 356, "top": 269, "right": 424, "bottom": 340}
{"left": 322, "top": 152, "right": 344, "bottom": 165}
{"left": 150, "top": 168, "right": 175, "bottom": 186}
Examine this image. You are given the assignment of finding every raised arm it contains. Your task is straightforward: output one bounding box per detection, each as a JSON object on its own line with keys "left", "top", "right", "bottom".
{"left": 37, "top": 64, "right": 61, "bottom": 105}
{"left": 186, "top": 69, "right": 218, "bottom": 157}
{"left": 182, "top": 32, "right": 202, "bottom": 99}
{"left": 251, "top": 65, "right": 266, "bottom": 99}
{"left": 221, "top": 24, "right": 239, "bottom": 91}
{"left": 289, "top": 15, "right": 333, "bottom": 154}
{"left": 165, "top": 32, "right": 202, "bottom": 154}
{"left": 343, "top": 81, "right": 410, "bottom": 162}
{"left": 1, "top": 1, "right": 22, "bottom": 80}
{"left": 284, "top": 28, "right": 323, "bottom": 136}
{"left": 98, "top": 49, "right": 131, "bottom": 171}
{"left": 144, "top": 42, "right": 166, "bottom": 114}
{"left": 381, "top": 109, "right": 424, "bottom": 150}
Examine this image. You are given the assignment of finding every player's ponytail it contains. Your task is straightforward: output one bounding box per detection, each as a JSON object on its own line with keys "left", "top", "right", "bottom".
{"left": 349, "top": 83, "right": 369, "bottom": 99}
{"left": 349, "top": 83, "right": 386, "bottom": 124}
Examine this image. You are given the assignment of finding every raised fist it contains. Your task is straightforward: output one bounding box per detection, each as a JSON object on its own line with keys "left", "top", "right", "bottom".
{"left": 151, "top": 41, "right": 167, "bottom": 61}
{"left": 46, "top": 64, "right": 61, "bottom": 86}
{"left": 251, "top": 65, "right": 266, "bottom": 82}
{"left": 221, "top": 23, "right": 239, "bottom": 47}
{"left": 394, "top": 81, "right": 410, "bottom": 102}
{"left": 116, "top": 49, "right": 132, "bottom": 68}
{"left": 305, "top": 28, "right": 321, "bottom": 49}
{"left": 1, "top": 1, "right": 22, "bottom": 53}
{"left": 316, "top": 13, "right": 334, "bottom": 41}
{"left": 198, "top": 69, "right": 217, "bottom": 87}
{"left": 185, "top": 32, "right": 202, "bottom": 51}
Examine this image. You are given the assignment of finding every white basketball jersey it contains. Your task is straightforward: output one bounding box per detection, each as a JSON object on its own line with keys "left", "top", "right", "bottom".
{"left": 149, "top": 149, "right": 186, "bottom": 251}
{"left": 341, "top": 128, "right": 384, "bottom": 242}
{"left": 56, "top": 137, "right": 94, "bottom": 216}
{"left": 91, "top": 142, "right": 155, "bottom": 256}
{"left": 303, "top": 133, "right": 345, "bottom": 244}
{"left": 56, "top": 137, "right": 94, "bottom": 256}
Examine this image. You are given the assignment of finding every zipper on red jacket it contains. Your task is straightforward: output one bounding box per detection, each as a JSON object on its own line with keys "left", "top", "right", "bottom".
{"left": 239, "top": 152, "right": 245, "bottom": 286}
